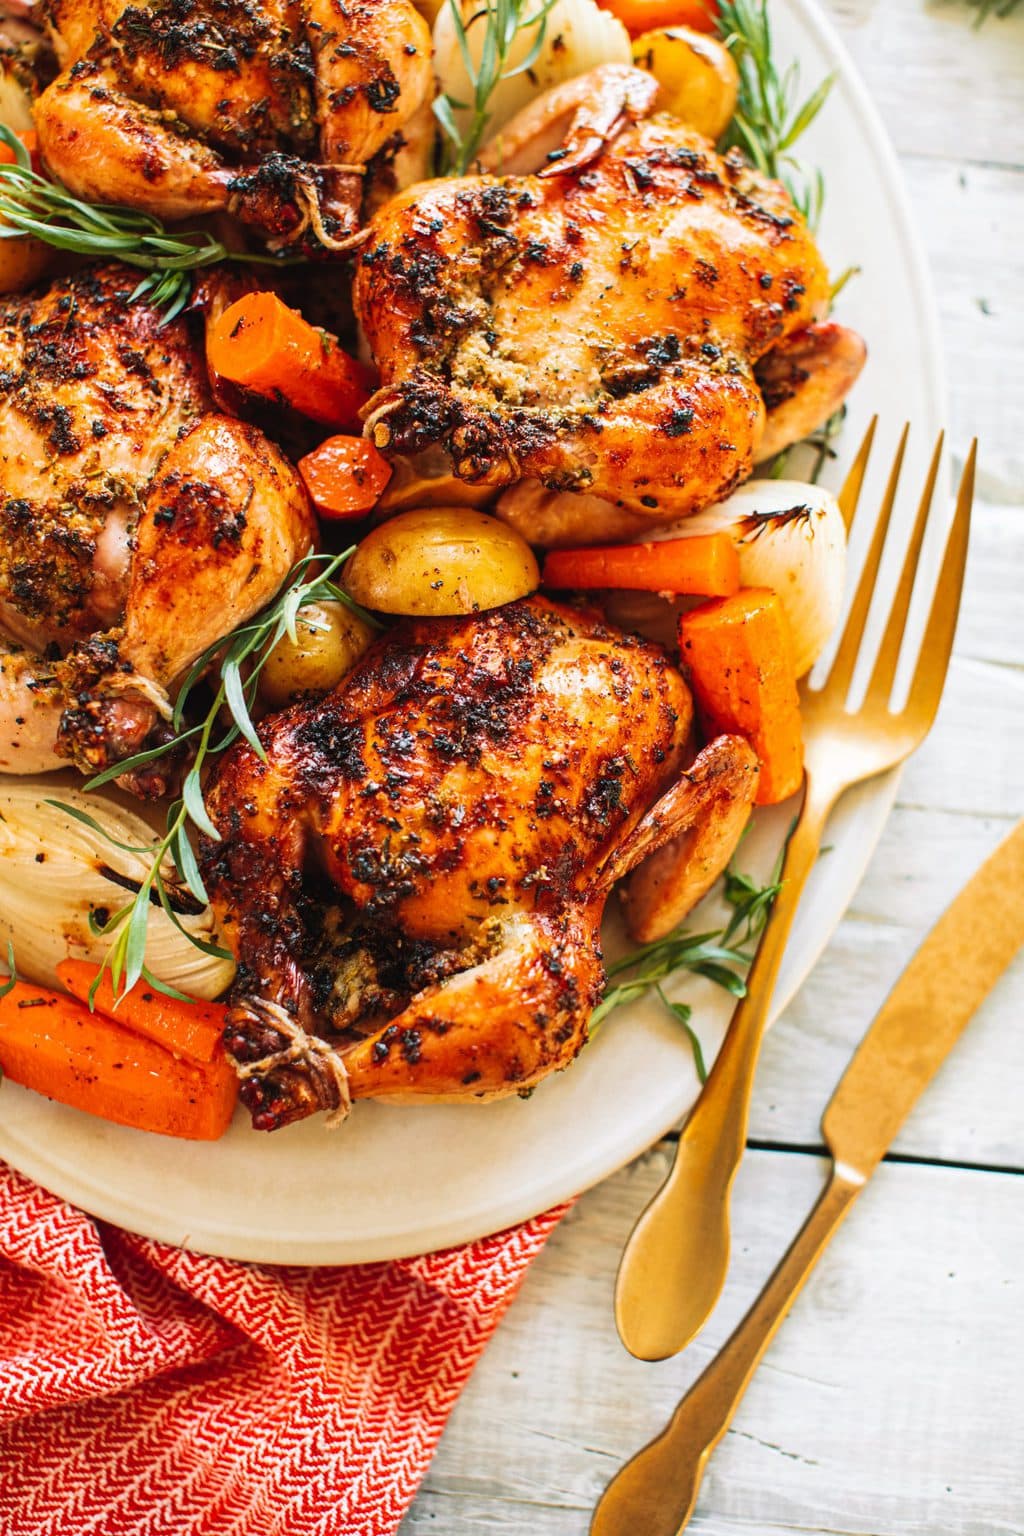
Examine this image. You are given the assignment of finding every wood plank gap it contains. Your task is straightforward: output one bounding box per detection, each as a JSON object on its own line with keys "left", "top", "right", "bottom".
{"left": 899, "top": 149, "right": 1024, "bottom": 177}
{"left": 888, "top": 801, "right": 1020, "bottom": 824}
{"left": 737, "top": 1135, "right": 1024, "bottom": 1177}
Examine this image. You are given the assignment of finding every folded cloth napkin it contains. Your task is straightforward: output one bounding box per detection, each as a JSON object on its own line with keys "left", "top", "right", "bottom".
{"left": 0, "top": 1161, "right": 567, "bottom": 1536}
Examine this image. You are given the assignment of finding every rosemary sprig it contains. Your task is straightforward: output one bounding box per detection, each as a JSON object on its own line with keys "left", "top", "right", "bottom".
{"left": 0, "top": 126, "right": 298, "bottom": 322}
{"left": 52, "top": 550, "right": 378, "bottom": 1002}
{"left": 591, "top": 846, "right": 785, "bottom": 1080}
{"left": 970, "top": 0, "right": 1021, "bottom": 20}
{"left": 434, "top": 0, "right": 559, "bottom": 175}
{"left": 716, "top": 0, "right": 834, "bottom": 229}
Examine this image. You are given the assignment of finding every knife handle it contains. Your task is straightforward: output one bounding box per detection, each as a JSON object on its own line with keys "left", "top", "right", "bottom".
{"left": 593, "top": 1166, "right": 863, "bottom": 1536}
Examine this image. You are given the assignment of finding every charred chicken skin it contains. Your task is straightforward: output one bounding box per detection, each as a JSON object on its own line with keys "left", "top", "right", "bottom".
{"left": 32, "top": 0, "right": 432, "bottom": 248}
{"left": 355, "top": 66, "right": 865, "bottom": 546}
{"left": 0, "top": 262, "right": 316, "bottom": 781}
{"left": 201, "top": 596, "right": 758, "bottom": 1129}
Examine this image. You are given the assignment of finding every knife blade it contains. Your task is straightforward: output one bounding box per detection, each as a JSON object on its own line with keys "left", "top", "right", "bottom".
{"left": 823, "top": 817, "right": 1024, "bottom": 1178}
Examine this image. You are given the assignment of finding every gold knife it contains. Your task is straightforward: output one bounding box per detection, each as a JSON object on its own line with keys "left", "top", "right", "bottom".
{"left": 592, "top": 816, "right": 1024, "bottom": 1536}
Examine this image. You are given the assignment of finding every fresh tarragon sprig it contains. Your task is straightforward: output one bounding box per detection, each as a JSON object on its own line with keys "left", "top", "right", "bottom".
{"left": 51, "top": 551, "right": 378, "bottom": 1002}
{"left": 0, "top": 125, "right": 298, "bottom": 322}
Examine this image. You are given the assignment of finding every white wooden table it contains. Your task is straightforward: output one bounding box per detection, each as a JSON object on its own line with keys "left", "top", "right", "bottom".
{"left": 401, "top": 4, "right": 1024, "bottom": 1531}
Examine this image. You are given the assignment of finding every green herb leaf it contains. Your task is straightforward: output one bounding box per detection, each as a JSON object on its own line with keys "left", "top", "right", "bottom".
{"left": 592, "top": 846, "right": 784, "bottom": 1079}
{"left": 969, "top": 0, "right": 1021, "bottom": 23}
{"left": 715, "top": 0, "right": 834, "bottom": 231}
{"left": 72, "top": 548, "right": 368, "bottom": 994}
{"left": 0, "top": 941, "right": 17, "bottom": 1000}
{"left": 182, "top": 768, "right": 221, "bottom": 843}
{"left": 122, "top": 880, "right": 152, "bottom": 995}
{"left": 169, "top": 819, "right": 209, "bottom": 906}
{"left": 138, "top": 964, "right": 200, "bottom": 1005}
{"left": 222, "top": 659, "right": 264, "bottom": 759}
{"left": 435, "top": 0, "right": 559, "bottom": 175}
{"left": 657, "top": 987, "right": 707, "bottom": 1083}
{"left": 0, "top": 125, "right": 302, "bottom": 322}
{"left": 45, "top": 799, "right": 151, "bottom": 855}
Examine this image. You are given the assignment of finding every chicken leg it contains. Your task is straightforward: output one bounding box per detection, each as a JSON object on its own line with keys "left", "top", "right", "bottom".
{"left": 54, "top": 414, "right": 316, "bottom": 786}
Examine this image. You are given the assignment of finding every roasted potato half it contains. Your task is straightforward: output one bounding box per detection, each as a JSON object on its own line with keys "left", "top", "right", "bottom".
{"left": 632, "top": 26, "right": 739, "bottom": 140}
{"left": 344, "top": 508, "right": 540, "bottom": 616}
{"left": 259, "top": 601, "right": 376, "bottom": 706}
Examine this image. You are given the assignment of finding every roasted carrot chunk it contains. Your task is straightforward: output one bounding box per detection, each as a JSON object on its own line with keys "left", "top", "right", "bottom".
{"left": 542, "top": 533, "right": 739, "bottom": 596}
{"left": 56, "top": 960, "right": 227, "bottom": 1066}
{"left": 0, "top": 130, "right": 38, "bottom": 166}
{"left": 298, "top": 435, "right": 393, "bottom": 519}
{"left": 678, "top": 587, "right": 804, "bottom": 805}
{"left": 596, "top": 0, "right": 718, "bottom": 35}
{"left": 0, "top": 980, "right": 237, "bottom": 1139}
{"left": 206, "top": 291, "right": 371, "bottom": 430}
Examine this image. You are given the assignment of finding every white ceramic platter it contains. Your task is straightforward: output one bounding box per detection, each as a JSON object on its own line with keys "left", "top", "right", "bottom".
{"left": 0, "top": 0, "right": 946, "bottom": 1262}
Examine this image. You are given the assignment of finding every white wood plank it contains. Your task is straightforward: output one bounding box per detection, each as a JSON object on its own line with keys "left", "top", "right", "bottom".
{"left": 751, "top": 807, "right": 1024, "bottom": 1164}
{"left": 401, "top": 1149, "right": 1024, "bottom": 1536}
{"left": 899, "top": 159, "right": 1024, "bottom": 496}
{"left": 952, "top": 499, "right": 1024, "bottom": 668}
{"left": 827, "top": 0, "right": 1024, "bottom": 169}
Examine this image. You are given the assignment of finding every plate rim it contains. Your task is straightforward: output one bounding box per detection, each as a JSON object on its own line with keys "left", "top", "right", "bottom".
{"left": 0, "top": 0, "right": 947, "bottom": 1263}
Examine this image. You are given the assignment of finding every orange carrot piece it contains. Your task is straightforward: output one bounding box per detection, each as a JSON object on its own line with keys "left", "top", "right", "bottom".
{"left": 206, "top": 292, "right": 371, "bottom": 430}
{"left": 0, "top": 130, "right": 38, "bottom": 166}
{"left": 597, "top": 0, "right": 718, "bottom": 35}
{"left": 678, "top": 588, "right": 804, "bottom": 805}
{"left": 0, "top": 981, "right": 237, "bottom": 1140}
{"left": 298, "top": 435, "right": 393, "bottom": 519}
{"left": 542, "top": 533, "right": 739, "bottom": 596}
{"left": 56, "top": 960, "right": 227, "bottom": 1066}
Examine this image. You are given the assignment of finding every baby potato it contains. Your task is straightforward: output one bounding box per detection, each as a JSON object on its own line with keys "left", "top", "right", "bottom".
{"left": 344, "top": 507, "right": 540, "bottom": 617}
{"left": 632, "top": 26, "right": 739, "bottom": 141}
{"left": 259, "top": 601, "right": 375, "bottom": 707}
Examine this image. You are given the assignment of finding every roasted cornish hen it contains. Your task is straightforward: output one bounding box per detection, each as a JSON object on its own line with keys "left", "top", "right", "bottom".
{"left": 355, "top": 66, "right": 865, "bottom": 545}
{"left": 201, "top": 596, "right": 758, "bottom": 1128}
{"left": 0, "top": 263, "right": 315, "bottom": 780}
{"left": 33, "top": 0, "right": 432, "bottom": 246}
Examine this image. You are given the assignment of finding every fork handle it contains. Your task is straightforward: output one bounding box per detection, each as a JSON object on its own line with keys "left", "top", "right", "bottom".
{"left": 613, "top": 789, "right": 835, "bottom": 1360}
{"left": 593, "top": 1167, "right": 863, "bottom": 1536}
{"left": 675, "top": 790, "right": 831, "bottom": 1185}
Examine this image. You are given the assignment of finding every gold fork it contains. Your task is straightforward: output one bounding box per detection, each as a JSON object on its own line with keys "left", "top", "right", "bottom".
{"left": 615, "top": 424, "right": 976, "bottom": 1362}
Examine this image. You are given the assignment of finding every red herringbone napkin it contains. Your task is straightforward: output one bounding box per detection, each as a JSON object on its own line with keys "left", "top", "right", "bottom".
{"left": 0, "top": 1161, "right": 567, "bottom": 1535}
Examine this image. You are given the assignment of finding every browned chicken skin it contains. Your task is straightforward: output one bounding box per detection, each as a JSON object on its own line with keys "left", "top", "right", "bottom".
{"left": 355, "top": 66, "right": 864, "bottom": 545}
{"left": 201, "top": 596, "right": 758, "bottom": 1129}
{"left": 0, "top": 262, "right": 316, "bottom": 781}
{"left": 32, "top": 0, "right": 432, "bottom": 247}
